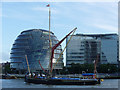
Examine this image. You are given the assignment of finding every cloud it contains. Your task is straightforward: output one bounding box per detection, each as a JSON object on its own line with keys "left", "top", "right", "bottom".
{"left": 76, "top": 2, "right": 117, "bottom": 20}
{"left": 1, "top": 14, "right": 9, "bottom": 18}
{"left": 0, "top": 52, "right": 10, "bottom": 63}
{"left": 32, "top": 6, "right": 59, "bottom": 14}
{"left": 51, "top": 2, "right": 118, "bottom": 34}
{"left": 93, "top": 24, "right": 118, "bottom": 32}
{"left": 32, "top": 7, "right": 48, "bottom": 11}
{"left": 1, "top": 0, "right": 119, "bottom": 2}
{"left": 72, "top": 2, "right": 118, "bottom": 33}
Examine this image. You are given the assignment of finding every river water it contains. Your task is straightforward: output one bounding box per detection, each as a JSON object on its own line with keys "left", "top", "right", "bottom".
{"left": 1, "top": 79, "right": 119, "bottom": 88}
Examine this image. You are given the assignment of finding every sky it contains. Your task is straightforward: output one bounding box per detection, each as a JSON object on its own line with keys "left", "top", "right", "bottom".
{"left": 1, "top": 1, "right": 118, "bottom": 65}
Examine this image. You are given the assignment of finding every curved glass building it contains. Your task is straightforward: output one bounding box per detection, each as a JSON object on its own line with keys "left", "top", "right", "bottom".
{"left": 10, "top": 29, "right": 63, "bottom": 72}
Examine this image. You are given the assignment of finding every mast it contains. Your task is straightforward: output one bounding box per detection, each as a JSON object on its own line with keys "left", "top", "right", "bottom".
{"left": 46, "top": 4, "right": 77, "bottom": 76}
{"left": 25, "top": 55, "right": 30, "bottom": 74}
{"left": 47, "top": 4, "right": 52, "bottom": 77}
{"left": 94, "top": 54, "right": 98, "bottom": 74}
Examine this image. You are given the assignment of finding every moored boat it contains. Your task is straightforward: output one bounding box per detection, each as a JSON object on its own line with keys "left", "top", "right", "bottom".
{"left": 24, "top": 73, "right": 101, "bottom": 85}
{"left": 24, "top": 4, "right": 101, "bottom": 85}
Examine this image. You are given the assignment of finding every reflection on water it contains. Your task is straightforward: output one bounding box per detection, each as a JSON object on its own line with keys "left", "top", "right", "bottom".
{"left": 1, "top": 79, "right": 119, "bottom": 88}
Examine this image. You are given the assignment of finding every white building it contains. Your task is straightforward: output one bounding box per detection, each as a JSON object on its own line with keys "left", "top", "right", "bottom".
{"left": 66, "top": 34, "right": 119, "bottom": 67}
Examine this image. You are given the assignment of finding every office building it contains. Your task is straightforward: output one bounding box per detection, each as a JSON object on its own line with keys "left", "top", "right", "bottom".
{"left": 66, "top": 34, "right": 119, "bottom": 67}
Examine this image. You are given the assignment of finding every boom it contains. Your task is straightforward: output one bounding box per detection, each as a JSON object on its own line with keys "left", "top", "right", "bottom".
{"left": 50, "top": 27, "right": 77, "bottom": 73}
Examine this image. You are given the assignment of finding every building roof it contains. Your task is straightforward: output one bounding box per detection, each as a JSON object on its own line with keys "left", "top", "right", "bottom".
{"left": 75, "top": 33, "right": 118, "bottom": 38}
{"left": 21, "top": 29, "right": 54, "bottom": 34}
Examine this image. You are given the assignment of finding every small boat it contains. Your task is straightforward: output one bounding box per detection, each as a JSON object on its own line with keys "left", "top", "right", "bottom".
{"left": 2, "top": 74, "right": 17, "bottom": 79}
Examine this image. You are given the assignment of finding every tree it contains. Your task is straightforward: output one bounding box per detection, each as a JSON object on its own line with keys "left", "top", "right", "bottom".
{"left": 4, "top": 63, "right": 11, "bottom": 74}
{"left": 97, "top": 64, "right": 118, "bottom": 73}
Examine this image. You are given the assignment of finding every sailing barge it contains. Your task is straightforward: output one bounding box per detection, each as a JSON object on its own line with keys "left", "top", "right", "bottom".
{"left": 25, "top": 74, "right": 100, "bottom": 85}
{"left": 24, "top": 4, "right": 101, "bottom": 85}
{"left": 24, "top": 27, "right": 101, "bottom": 85}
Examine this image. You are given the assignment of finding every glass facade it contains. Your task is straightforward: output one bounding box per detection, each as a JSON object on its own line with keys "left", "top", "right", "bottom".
{"left": 10, "top": 29, "right": 63, "bottom": 72}
{"left": 66, "top": 34, "right": 118, "bottom": 67}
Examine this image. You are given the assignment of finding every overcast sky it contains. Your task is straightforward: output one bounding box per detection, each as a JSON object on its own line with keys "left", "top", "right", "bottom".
{"left": 1, "top": 1, "right": 118, "bottom": 65}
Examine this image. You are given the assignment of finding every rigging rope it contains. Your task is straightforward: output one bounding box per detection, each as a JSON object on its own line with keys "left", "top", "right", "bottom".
{"left": 52, "top": 29, "right": 76, "bottom": 71}
{"left": 39, "top": 60, "right": 48, "bottom": 74}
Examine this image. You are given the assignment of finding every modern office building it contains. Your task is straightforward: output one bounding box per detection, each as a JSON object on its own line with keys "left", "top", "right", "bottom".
{"left": 66, "top": 34, "right": 119, "bottom": 67}
{"left": 10, "top": 29, "right": 63, "bottom": 72}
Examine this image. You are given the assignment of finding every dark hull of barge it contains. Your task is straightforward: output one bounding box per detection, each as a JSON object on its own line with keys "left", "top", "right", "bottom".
{"left": 25, "top": 77, "right": 100, "bottom": 85}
